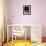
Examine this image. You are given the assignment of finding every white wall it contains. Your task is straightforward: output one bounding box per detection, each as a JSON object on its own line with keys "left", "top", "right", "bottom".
{"left": 7, "top": 0, "right": 46, "bottom": 37}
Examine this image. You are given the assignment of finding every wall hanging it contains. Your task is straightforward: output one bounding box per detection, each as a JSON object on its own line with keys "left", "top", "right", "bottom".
{"left": 23, "top": 5, "right": 31, "bottom": 15}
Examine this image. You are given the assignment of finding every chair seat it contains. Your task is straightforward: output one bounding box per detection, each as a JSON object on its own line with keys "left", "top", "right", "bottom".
{"left": 13, "top": 30, "right": 25, "bottom": 36}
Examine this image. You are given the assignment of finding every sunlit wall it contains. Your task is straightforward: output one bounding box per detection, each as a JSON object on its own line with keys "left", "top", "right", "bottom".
{"left": 0, "top": 0, "right": 4, "bottom": 42}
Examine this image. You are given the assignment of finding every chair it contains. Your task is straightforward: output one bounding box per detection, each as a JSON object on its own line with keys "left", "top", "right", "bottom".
{"left": 12, "top": 25, "right": 25, "bottom": 43}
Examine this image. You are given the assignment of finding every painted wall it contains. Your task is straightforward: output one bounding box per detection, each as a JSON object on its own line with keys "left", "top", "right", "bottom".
{"left": 7, "top": 0, "right": 46, "bottom": 37}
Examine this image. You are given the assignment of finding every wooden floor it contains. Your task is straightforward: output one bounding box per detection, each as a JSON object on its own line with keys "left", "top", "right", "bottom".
{"left": 3, "top": 40, "right": 31, "bottom": 46}
{"left": 2, "top": 37, "right": 46, "bottom": 46}
{"left": 3, "top": 40, "right": 46, "bottom": 46}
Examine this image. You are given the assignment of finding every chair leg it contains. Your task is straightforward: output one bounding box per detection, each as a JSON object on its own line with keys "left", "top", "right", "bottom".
{"left": 24, "top": 29, "right": 26, "bottom": 46}
{"left": 15, "top": 36, "right": 16, "bottom": 42}
{"left": 12, "top": 30, "right": 13, "bottom": 43}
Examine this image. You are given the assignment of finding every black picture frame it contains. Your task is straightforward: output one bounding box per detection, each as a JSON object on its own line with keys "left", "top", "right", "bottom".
{"left": 23, "top": 5, "right": 31, "bottom": 15}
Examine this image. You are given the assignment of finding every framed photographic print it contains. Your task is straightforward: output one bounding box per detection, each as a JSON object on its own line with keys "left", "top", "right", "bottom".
{"left": 23, "top": 5, "right": 31, "bottom": 15}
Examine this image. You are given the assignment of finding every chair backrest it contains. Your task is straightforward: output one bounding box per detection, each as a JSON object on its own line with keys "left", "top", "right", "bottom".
{"left": 12, "top": 25, "right": 25, "bottom": 36}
